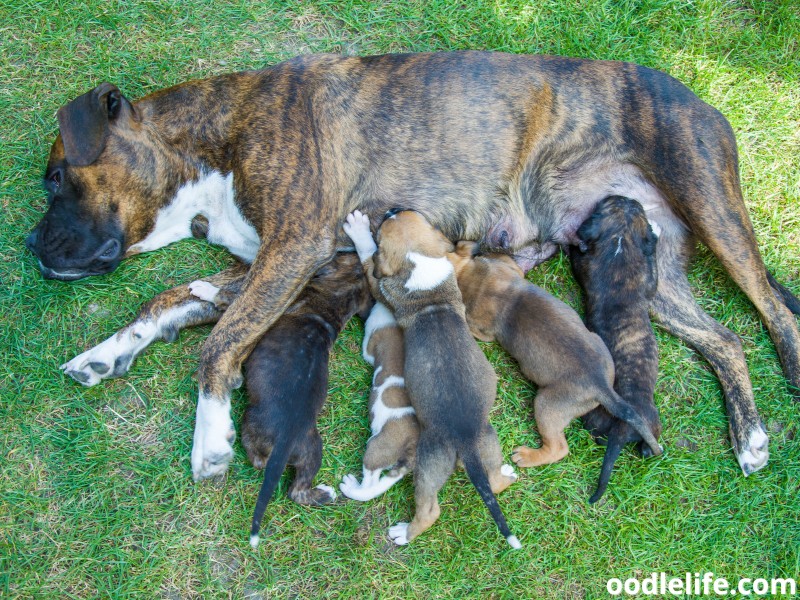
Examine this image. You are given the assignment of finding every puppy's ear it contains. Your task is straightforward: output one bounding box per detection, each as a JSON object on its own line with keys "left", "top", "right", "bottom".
{"left": 455, "top": 240, "right": 479, "bottom": 258}
{"left": 576, "top": 214, "right": 601, "bottom": 252}
{"left": 641, "top": 225, "right": 658, "bottom": 257}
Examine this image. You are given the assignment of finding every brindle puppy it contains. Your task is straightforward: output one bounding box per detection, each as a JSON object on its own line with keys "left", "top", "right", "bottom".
{"left": 189, "top": 252, "right": 373, "bottom": 547}
{"left": 570, "top": 196, "right": 662, "bottom": 503}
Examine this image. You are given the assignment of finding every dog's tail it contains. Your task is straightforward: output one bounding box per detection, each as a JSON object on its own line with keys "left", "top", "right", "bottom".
{"left": 767, "top": 270, "right": 800, "bottom": 315}
{"left": 460, "top": 447, "right": 521, "bottom": 549}
{"left": 249, "top": 437, "right": 294, "bottom": 548}
{"left": 597, "top": 389, "right": 662, "bottom": 458}
{"left": 589, "top": 429, "right": 627, "bottom": 504}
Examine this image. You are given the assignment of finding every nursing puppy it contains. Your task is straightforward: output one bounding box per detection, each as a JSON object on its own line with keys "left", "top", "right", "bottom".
{"left": 570, "top": 196, "right": 663, "bottom": 503}
{"left": 189, "top": 252, "right": 372, "bottom": 547}
{"left": 345, "top": 210, "right": 520, "bottom": 548}
{"left": 448, "top": 242, "right": 663, "bottom": 473}
{"left": 338, "top": 302, "right": 420, "bottom": 501}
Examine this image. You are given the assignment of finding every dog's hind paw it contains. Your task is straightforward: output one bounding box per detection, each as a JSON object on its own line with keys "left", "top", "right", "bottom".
{"left": 60, "top": 329, "right": 147, "bottom": 386}
{"left": 388, "top": 522, "right": 410, "bottom": 545}
{"left": 188, "top": 280, "right": 220, "bottom": 304}
{"left": 736, "top": 424, "right": 769, "bottom": 476}
{"left": 500, "top": 464, "right": 518, "bottom": 480}
{"left": 316, "top": 484, "right": 337, "bottom": 502}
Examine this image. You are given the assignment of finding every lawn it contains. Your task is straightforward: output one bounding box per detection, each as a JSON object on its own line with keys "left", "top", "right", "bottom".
{"left": 1, "top": 1, "right": 799, "bottom": 598}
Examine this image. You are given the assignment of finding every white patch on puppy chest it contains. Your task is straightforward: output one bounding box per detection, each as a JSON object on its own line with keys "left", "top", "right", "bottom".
{"left": 404, "top": 252, "right": 454, "bottom": 291}
{"left": 128, "top": 171, "right": 260, "bottom": 262}
{"left": 370, "top": 375, "right": 414, "bottom": 436}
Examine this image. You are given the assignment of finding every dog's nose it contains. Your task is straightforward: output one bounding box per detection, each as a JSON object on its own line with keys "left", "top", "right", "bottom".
{"left": 94, "top": 238, "right": 122, "bottom": 262}
{"left": 25, "top": 229, "right": 39, "bottom": 252}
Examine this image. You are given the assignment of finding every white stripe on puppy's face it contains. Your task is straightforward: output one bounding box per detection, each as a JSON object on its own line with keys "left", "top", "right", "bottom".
{"left": 404, "top": 252, "right": 454, "bottom": 291}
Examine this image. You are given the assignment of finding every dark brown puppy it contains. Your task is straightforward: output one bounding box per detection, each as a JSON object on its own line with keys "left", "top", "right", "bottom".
{"left": 346, "top": 210, "right": 519, "bottom": 548}
{"left": 448, "top": 242, "right": 662, "bottom": 470}
{"left": 44, "top": 52, "right": 800, "bottom": 480}
{"left": 190, "top": 252, "right": 373, "bottom": 547}
{"left": 570, "top": 196, "right": 662, "bottom": 503}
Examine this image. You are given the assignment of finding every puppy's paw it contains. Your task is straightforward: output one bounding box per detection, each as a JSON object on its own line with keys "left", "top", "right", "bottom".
{"left": 191, "top": 394, "right": 235, "bottom": 482}
{"left": 188, "top": 280, "right": 220, "bottom": 304}
{"left": 388, "top": 522, "right": 410, "bottom": 546}
{"left": 512, "top": 446, "right": 557, "bottom": 468}
{"left": 501, "top": 464, "right": 518, "bottom": 480}
{"left": 339, "top": 474, "right": 363, "bottom": 500}
{"left": 316, "top": 484, "right": 337, "bottom": 502}
{"left": 343, "top": 210, "right": 377, "bottom": 259}
{"left": 736, "top": 423, "right": 769, "bottom": 476}
{"left": 290, "top": 484, "right": 337, "bottom": 505}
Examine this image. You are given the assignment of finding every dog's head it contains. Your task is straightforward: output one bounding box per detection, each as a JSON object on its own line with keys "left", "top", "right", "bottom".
{"left": 572, "top": 196, "right": 659, "bottom": 296}
{"left": 372, "top": 210, "right": 455, "bottom": 279}
{"left": 27, "top": 84, "right": 185, "bottom": 281}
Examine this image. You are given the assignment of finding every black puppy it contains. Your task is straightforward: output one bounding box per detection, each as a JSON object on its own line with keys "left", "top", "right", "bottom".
{"left": 570, "top": 196, "right": 663, "bottom": 503}
{"left": 189, "top": 252, "right": 373, "bottom": 546}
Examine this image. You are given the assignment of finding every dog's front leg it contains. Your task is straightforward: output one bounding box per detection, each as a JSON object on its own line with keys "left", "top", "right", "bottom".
{"left": 191, "top": 235, "right": 336, "bottom": 481}
{"left": 61, "top": 264, "right": 248, "bottom": 386}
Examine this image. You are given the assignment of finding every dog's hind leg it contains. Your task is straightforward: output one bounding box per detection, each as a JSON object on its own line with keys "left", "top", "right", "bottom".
{"left": 388, "top": 433, "right": 454, "bottom": 545}
{"left": 61, "top": 263, "right": 248, "bottom": 386}
{"left": 649, "top": 226, "right": 769, "bottom": 475}
{"left": 288, "top": 428, "right": 336, "bottom": 505}
{"left": 477, "top": 425, "right": 518, "bottom": 494}
{"left": 512, "top": 388, "right": 577, "bottom": 467}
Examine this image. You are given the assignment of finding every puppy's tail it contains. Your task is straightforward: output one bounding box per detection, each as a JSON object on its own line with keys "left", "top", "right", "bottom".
{"left": 589, "top": 430, "right": 626, "bottom": 504}
{"left": 460, "top": 448, "right": 521, "bottom": 549}
{"left": 767, "top": 270, "right": 800, "bottom": 315}
{"left": 249, "top": 438, "right": 293, "bottom": 548}
{"left": 597, "top": 389, "right": 662, "bottom": 457}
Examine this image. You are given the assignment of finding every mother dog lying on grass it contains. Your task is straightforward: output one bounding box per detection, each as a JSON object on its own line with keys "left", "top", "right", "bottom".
{"left": 27, "top": 51, "right": 800, "bottom": 481}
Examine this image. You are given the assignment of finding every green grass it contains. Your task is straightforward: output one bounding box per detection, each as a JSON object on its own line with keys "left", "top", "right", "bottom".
{"left": 2, "top": 1, "right": 799, "bottom": 597}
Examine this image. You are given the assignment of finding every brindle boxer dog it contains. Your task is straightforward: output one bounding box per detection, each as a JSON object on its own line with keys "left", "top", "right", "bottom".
{"left": 30, "top": 52, "right": 800, "bottom": 481}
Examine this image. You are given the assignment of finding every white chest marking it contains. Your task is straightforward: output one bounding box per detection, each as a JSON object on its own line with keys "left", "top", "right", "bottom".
{"left": 369, "top": 375, "right": 414, "bottom": 437}
{"left": 128, "top": 171, "right": 261, "bottom": 262}
{"left": 404, "top": 252, "right": 454, "bottom": 291}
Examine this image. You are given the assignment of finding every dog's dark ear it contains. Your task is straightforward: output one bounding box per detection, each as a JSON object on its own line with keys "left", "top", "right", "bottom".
{"left": 57, "top": 83, "right": 132, "bottom": 166}
{"left": 642, "top": 225, "right": 658, "bottom": 257}
{"left": 575, "top": 214, "right": 601, "bottom": 252}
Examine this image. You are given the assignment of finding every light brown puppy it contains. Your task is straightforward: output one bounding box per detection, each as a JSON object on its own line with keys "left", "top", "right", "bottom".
{"left": 339, "top": 301, "right": 420, "bottom": 501}
{"left": 448, "top": 241, "right": 662, "bottom": 468}
{"left": 345, "top": 209, "right": 519, "bottom": 548}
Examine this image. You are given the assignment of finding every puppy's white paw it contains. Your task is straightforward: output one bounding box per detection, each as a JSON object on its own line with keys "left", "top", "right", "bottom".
{"left": 343, "top": 210, "right": 377, "bottom": 261}
{"left": 501, "top": 464, "right": 518, "bottom": 480}
{"left": 315, "top": 484, "right": 337, "bottom": 501}
{"left": 737, "top": 424, "right": 769, "bottom": 476}
{"left": 191, "top": 393, "right": 235, "bottom": 481}
{"left": 188, "top": 280, "right": 220, "bottom": 303}
{"left": 388, "top": 522, "right": 410, "bottom": 546}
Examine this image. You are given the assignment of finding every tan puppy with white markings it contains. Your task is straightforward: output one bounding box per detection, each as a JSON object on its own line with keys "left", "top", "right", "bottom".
{"left": 344, "top": 209, "right": 519, "bottom": 548}
{"left": 339, "top": 302, "right": 420, "bottom": 501}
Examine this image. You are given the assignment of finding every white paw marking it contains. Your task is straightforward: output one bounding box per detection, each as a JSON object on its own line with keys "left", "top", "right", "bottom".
{"left": 188, "top": 280, "right": 220, "bottom": 303}
{"left": 737, "top": 424, "right": 769, "bottom": 476}
{"left": 315, "top": 484, "right": 336, "bottom": 501}
{"left": 60, "top": 302, "right": 203, "bottom": 386}
{"left": 362, "top": 303, "right": 398, "bottom": 365}
{"left": 404, "top": 252, "right": 454, "bottom": 291}
{"left": 191, "top": 392, "right": 235, "bottom": 481}
{"left": 500, "top": 464, "right": 518, "bottom": 480}
{"left": 388, "top": 522, "right": 410, "bottom": 545}
{"left": 344, "top": 210, "right": 377, "bottom": 263}
{"left": 339, "top": 469, "right": 406, "bottom": 501}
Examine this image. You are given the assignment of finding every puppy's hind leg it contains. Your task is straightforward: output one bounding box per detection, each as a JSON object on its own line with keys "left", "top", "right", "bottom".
{"left": 289, "top": 428, "right": 336, "bottom": 505}
{"left": 477, "top": 424, "right": 518, "bottom": 494}
{"left": 650, "top": 227, "right": 768, "bottom": 475}
{"left": 389, "top": 433, "right": 454, "bottom": 545}
{"left": 513, "top": 389, "right": 575, "bottom": 467}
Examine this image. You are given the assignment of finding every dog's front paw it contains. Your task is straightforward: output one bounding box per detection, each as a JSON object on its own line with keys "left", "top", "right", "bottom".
{"left": 736, "top": 423, "right": 769, "bottom": 476}
{"left": 60, "top": 331, "right": 143, "bottom": 386}
{"left": 191, "top": 393, "right": 235, "bottom": 481}
{"left": 388, "top": 522, "right": 410, "bottom": 546}
{"left": 188, "top": 280, "right": 220, "bottom": 304}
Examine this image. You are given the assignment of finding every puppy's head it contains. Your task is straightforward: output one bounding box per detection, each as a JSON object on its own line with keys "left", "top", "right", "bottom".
{"left": 373, "top": 210, "right": 455, "bottom": 279}
{"left": 573, "top": 196, "right": 659, "bottom": 295}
